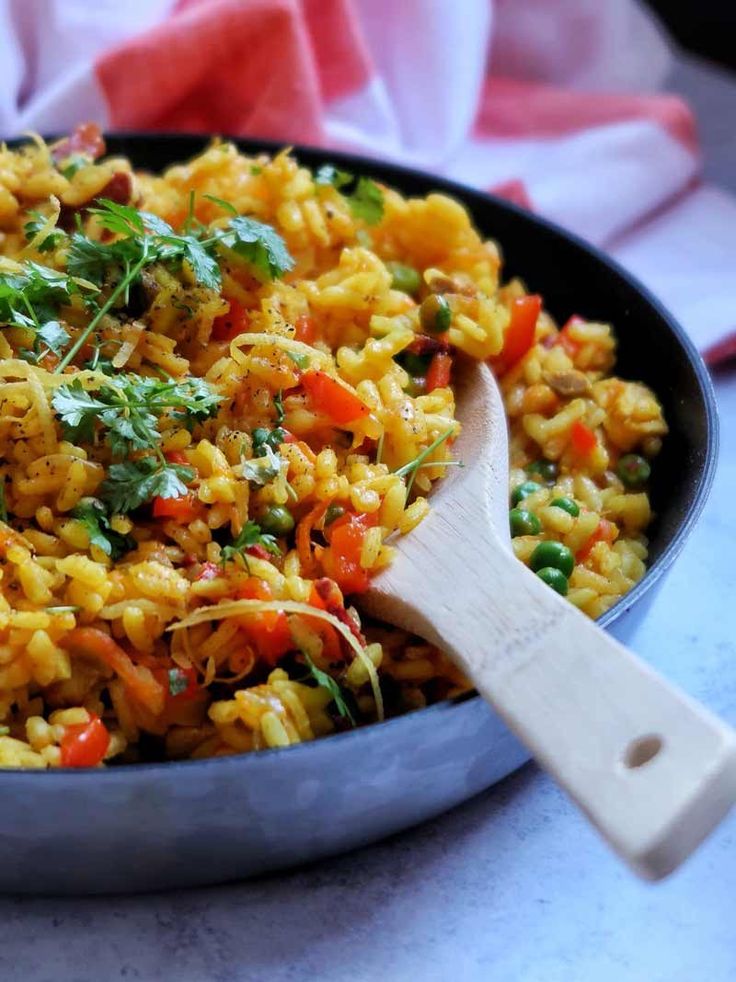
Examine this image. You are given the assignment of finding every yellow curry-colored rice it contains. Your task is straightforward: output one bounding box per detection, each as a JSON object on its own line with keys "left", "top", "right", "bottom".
{"left": 0, "top": 129, "right": 666, "bottom": 768}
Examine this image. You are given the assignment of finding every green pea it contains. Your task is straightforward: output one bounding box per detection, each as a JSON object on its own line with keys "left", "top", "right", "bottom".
{"left": 387, "top": 261, "right": 422, "bottom": 296}
{"left": 260, "top": 505, "right": 295, "bottom": 537}
{"left": 511, "top": 480, "right": 543, "bottom": 506}
{"left": 550, "top": 496, "right": 580, "bottom": 517}
{"left": 530, "top": 540, "right": 575, "bottom": 578}
{"left": 509, "top": 508, "right": 541, "bottom": 537}
{"left": 419, "top": 294, "right": 451, "bottom": 334}
{"left": 401, "top": 352, "right": 431, "bottom": 377}
{"left": 252, "top": 427, "right": 269, "bottom": 447}
{"left": 324, "top": 503, "right": 346, "bottom": 526}
{"left": 536, "top": 566, "right": 569, "bottom": 596}
{"left": 617, "top": 453, "right": 651, "bottom": 488}
{"left": 526, "top": 459, "right": 558, "bottom": 484}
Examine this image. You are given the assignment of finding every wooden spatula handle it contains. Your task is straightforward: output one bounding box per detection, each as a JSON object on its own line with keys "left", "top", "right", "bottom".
{"left": 437, "top": 564, "right": 736, "bottom": 879}
{"left": 367, "top": 517, "right": 736, "bottom": 879}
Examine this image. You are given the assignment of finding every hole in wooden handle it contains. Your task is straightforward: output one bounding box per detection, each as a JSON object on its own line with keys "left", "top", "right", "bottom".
{"left": 624, "top": 734, "right": 663, "bottom": 769}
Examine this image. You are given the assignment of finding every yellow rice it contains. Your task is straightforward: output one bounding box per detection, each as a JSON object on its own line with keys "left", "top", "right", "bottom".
{"left": 0, "top": 131, "right": 666, "bottom": 767}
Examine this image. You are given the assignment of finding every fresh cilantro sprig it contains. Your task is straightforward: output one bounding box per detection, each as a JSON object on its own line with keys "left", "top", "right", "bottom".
{"left": 71, "top": 497, "right": 135, "bottom": 559}
{"left": 315, "top": 165, "right": 384, "bottom": 225}
{"left": 56, "top": 241, "right": 152, "bottom": 372}
{"left": 214, "top": 216, "right": 295, "bottom": 280}
{"left": 220, "top": 520, "right": 280, "bottom": 568}
{"left": 100, "top": 458, "right": 195, "bottom": 515}
{"left": 23, "top": 213, "right": 67, "bottom": 253}
{"left": 241, "top": 443, "right": 284, "bottom": 486}
{"left": 0, "top": 262, "right": 89, "bottom": 328}
{"left": 301, "top": 652, "right": 356, "bottom": 726}
{"left": 52, "top": 374, "right": 222, "bottom": 455}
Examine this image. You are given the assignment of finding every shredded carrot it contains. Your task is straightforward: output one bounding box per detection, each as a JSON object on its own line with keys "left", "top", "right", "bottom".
{"left": 296, "top": 501, "right": 327, "bottom": 575}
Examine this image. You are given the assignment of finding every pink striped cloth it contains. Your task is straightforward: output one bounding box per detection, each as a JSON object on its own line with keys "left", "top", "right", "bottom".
{"left": 1, "top": 0, "right": 734, "bottom": 362}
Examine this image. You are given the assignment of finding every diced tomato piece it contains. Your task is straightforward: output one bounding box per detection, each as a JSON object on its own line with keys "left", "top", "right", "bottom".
{"left": 557, "top": 316, "right": 583, "bottom": 359}
{"left": 491, "top": 295, "right": 542, "bottom": 374}
{"left": 60, "top": 713, "right": 110, "bottom": 768}
{"left": 570, "top": 420, "right": 597, "bottom": 456}
{"left": 294, "top": 314, "right": 316, "bottom": 344}
{"left": 212, "top": 298, "right": 250, "bottom": 342}
{"left": 154, "top": 665, "right": 200, "bottom": 704}
{"left": 245, "top": 543, "right": 273, "bottom": 561}
{"left": 234, "top": 578, "right": 293, "bottom": 666}
{"left": 165, "top": 450, "right": 190, "bottom": 465}
{"left": 153, "top": 492, "right": 200, "bottom": 523}
{"left": 321, "top": 512, "right": 377, "bottom": 595}
{"left": 577, "top": 518, "right": 617, "bottom": 562}
{"left": 425, "top": 351, "right": 452, "bottom": 391}
{"left": 301, "top": 370, "right": 369, "bottom": 425}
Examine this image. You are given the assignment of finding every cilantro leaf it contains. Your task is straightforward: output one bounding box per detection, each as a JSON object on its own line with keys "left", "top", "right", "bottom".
{"left": 58, "top": 154, "right": 88, "bottom": 179}
{"left": 314, "top": 166, "right": 384, "bottom": 225}
{"left": 349, "top": 177, "right": 384, "bottom": 225}
{"left": 52, "top": 374, "right": 222, "bottom": 453}
{"left": 36, "top": 320, "right": 70, "bottom": 357}
{"left": 218, "top": 216, "right": 295, "bottom": 280}
{"left": 302, "top": 652, "right": 356, "bottom": 726}
{"left": 71, "top": 497, "right": 135, "bottom": 559}
{"left": 314, "top": 165, "right": 353, "bottom": 189}
{"left": 168, "top": 667, "right": 190, "bottom": 696}
{"left": 0, "top": 262, "right": 82, "bottom": 327}
{"left": 242, "top": 444, "right": 283, "bottom": 486}
{"left": 88, "top": 199, "right": 146, "bottom": 238}
{"left": 100, "top": 459, "right": 195, "bottom": 514}
{"left": 220, "top": 520, "right": 280, "bottom": 567}
{"left": 23, "top": 212, "right": 67, "bottom": 253}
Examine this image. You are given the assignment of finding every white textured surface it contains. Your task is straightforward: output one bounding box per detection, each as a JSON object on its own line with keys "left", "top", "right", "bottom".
{"left": 1, "top": 55, "right": 735, "bottom": 982}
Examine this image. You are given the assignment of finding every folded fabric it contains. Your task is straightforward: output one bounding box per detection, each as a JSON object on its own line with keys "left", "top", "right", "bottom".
{"left": 0, "top": 0, "right": 733, "bottom": 362}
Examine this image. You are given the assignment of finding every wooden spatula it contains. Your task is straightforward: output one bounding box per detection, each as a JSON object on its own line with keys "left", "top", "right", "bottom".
{"left": 362, "top": 358, "right": 736, "bottom": 879}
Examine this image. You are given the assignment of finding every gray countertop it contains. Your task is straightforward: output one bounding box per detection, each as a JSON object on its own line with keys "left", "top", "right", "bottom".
{"left": 1, "top": 53, "right": 735, "bottom": 982}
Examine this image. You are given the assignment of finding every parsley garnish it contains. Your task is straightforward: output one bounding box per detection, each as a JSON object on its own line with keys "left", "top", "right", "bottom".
{"left": 0, "top": 480, "right": 7, "bottom": 524}
{"left": 220, "top": 520, "right": 280, "bottom": 568}
{"left": 216, "top": 216, "right": 295, "bottom": 280}
{"left": 242, "top": 444, "right": 283, "bottom": 486}
{"left": 23, "top": 213, "right": 67, "bottom": 253}
{"left": 315, "top": 165, "right": 384, "bottom": 225}
{"left": 71, "top": 497, "right": 135, "bottom": 559}
{"left": 302, "top": 652, "right": 356, "bottom": 726}
{"left": 100, "top": 458, "right": 195, "bottom": 515}
{"left": 52, "top": 374, "right": 221, "bottom": 455}
{"left": 0, "top": 262, "right": 86, "bottom": 327}
{"left": 168, "top": 667, "right": 190, "bottom": 696}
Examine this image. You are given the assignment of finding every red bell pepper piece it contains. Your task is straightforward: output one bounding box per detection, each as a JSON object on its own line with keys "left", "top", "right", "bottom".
{"left": 301, "top": 370, "right": 369, "bottom": 425}
{"left": 294, "top": 314, "right": 316, "bottom": 344}
{"left": 60, "top": 714, "right": 110, "bottom": 768}
{"left": 321, "top": 512, "right": 377, "bottom": 595}
{"left": 234, "top": 578, "right": 293, "bottom": 666}
{"left": 152, "top": 492, "right": 200, "bottom": 523}
{"left": 425, "top": 351, "right": 452, "bottom": 391}
{"left": 212, "top": 298, "right": 250, "bottom": 342}
{"left": 492, "top": 295, "right": 542, "bottom": 374}
{"left": 570, "top": 420, "right": 597, "bottom": 456}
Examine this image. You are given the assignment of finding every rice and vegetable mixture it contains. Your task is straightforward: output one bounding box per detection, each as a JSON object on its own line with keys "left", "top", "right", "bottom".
{"left": 0, "top": 125, "right": 666, "bottom": 768}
